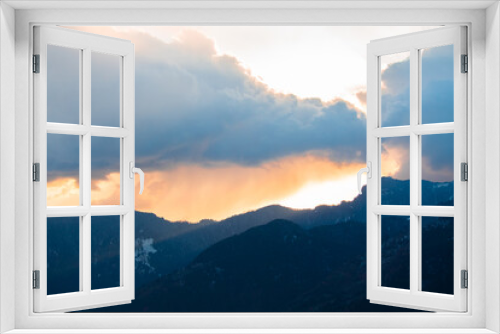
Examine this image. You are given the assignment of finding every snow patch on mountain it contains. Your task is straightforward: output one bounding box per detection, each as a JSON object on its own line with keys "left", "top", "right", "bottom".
{"left": 136, "top": 238, "right": 157, "bottom": 273}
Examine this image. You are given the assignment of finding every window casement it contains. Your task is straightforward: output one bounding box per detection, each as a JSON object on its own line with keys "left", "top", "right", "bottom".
{"left": 360, "top": 26, "right": 468, "bottom": 312}
{"left": 33, "top": 26, "right": 140, "bottom": 312}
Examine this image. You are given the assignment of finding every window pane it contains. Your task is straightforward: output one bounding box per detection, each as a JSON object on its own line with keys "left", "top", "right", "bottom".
{"left": 47, "top": 45, "right": 80, "bottom": 124}
{"left": 47, "top": 133, "right": 80, "bottom": 206}
{"left": 421, "top": 133, "right": 454, "bottom": 206}
{"left": 381, "top": 215, "right": 410, "bottom": 290}
{"left": 380, "top": 52, "right": 410, "bottom": 127}
{"left": 421, "top": 216, "right": 454, "bottom": 295}
{"left": 381, "top": 137, "right": 409, "bottom": 205}
{"left": 421, "top": 45, "right": 454, "bottom": 124}
{"left": 91, "top": 215, "right": 121, "bottom": 290}
{"left": 91, "top": 137, "right": 121, "bottom": 205}
{"left": 92, "top": 52, "right": 121, "bottom": 127}
{"left": 47, "top": 217, "right": 80, "bottom": 295}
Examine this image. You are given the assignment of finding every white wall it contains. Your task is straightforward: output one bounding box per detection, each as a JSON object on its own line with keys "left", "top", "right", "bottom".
{"left": 0, "top": 2, "right": 16, "bottom": 333}
{"left": 486, "top": 2, "right": 500, "bottom": 333}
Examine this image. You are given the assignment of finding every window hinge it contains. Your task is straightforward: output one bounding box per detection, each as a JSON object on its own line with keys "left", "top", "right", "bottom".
{"left": 461, "top": 270, "right": 468, "bottom": 289}
{"left": 33, "top": 54, "right": 40, "bottom": 73}
{"left": 33, "top": 163, "right": 40, "bottom": 182}
{"left": 33, "top": 270, "right": 40, "bottom": 289}
{"left": 461, "top": 162, "right": 468, "bottom": 181}
{"left": 461, "top": 54, "right": 468, "bottom": 73}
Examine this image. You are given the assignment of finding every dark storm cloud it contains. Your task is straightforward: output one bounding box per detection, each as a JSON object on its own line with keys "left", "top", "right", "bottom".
{"left": 133, "top": 63, "right": 366, "bottom": 168}
{"left": 47, "top": 29, "right": 454, "bottom": 183}
{"left": 381, "top": 57, "right": 410, "bottom": 127}
{"left": 421, "top": 45, "right": 454, "bottom": 124}
{"left": 380, "top": 45, "right": 455, "bottom": 181}
{"left": 47, "top": 133, "right": 80, "bottom": 181}
{"left": 46, "top": 29, "right": 366, "bottom": 180}
{"left": 131, "top": 30, "right": 367, "bottom": 169}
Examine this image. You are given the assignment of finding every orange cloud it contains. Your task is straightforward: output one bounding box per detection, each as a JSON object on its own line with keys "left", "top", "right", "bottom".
{"left": 91, "top": 173, "right": 121, "bottom": 206}
{"left": 381, "top": 143, "right": 409, "bottom": 180}
{"left": 136, "top": 154, "right": 363, "bottom": 222}
{"left": 355, "top": 90, "right": 367, "bottom": 110}
{"left": 47, "top": 173, "right": 121, "bottom": 207}
{"left": 47, "top": 178, "right": 80, "bottom": 206}
{"left": 47, "top": 154, "right": 364, "bottom": 222}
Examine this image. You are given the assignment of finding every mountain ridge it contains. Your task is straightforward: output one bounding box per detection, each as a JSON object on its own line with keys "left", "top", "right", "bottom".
{"left": 47, "top": 178, "right": 454, "bottom": 311}
{"left": 100, "top": 213, "right": 452, "bottom": 313}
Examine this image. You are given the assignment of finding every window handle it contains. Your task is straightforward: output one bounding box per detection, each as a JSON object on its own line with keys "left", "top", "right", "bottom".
{"left": 357, "top": 162, "right": 372, "bottom": 195}
{"left": 129, "top": 162, "right": 145, "bottom": 195}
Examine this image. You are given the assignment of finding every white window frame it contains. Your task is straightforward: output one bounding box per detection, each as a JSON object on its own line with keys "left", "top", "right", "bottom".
{"left": 33, "top": 25, "right": 136, "bottom": 313}
{"left": 1, "top": 1, "right": 499, "bottom": 333}
{"left": 366, "top": 26, "right": 468, "bottom": 312}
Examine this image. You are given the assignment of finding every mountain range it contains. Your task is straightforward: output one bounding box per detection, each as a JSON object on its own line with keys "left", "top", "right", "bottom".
{"left": 45, "top": 177, "right": 455, "bottom": 312}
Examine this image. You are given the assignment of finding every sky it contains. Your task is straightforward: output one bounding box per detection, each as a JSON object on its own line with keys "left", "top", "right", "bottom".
{"left": 46, "top": 26, "right": 454, "bottom": 222}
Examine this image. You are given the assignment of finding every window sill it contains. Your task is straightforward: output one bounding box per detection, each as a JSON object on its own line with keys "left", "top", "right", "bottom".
{"left": 4, "top": 329, "right": 497, "bottom": 334}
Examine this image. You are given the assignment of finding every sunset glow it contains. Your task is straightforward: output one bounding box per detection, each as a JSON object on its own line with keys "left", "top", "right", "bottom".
{"left": 279, "top": 174, "right": 360, "bottom": 210}
{"left": 46, "top": 25, "right": 444, "bottom": 222}
{"left": 47, "top": 178, "right": 79, "bottom": 207}
{"left": 48, "top": 154, "right": 364, "bottom": 222}
{"left": 134, "top": 155, "right": 364, "bottom": 221}
{"left": 43, "top": 24, "right": 458, "bottom": 313}
{"left": 381, "top": 145, "right": 409, "bottom": 179}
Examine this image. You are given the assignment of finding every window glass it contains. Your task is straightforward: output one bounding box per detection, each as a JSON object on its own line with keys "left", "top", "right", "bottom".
{"left": 91, "top": 137, "right": 121, "bottom": 206}
{"left": 92, "top": 52, "right": 121, "bottom": 127}
{"left": 47, "top": 45, "right": 80, "bottom": 124}
{"left": 381, "top": 52, "right": 410, "bottom": 127}
{"left": 381, "top": 215, "right": 410, "bottom": 290}
{"left": 381, "top": 137, "right": 410, "bottom": 205}
{"left": 421, "top": 134, "right": 454, "bottom": 206}
{"left": 47, "top": 133, "right": 80, "bottom": 206}
{"left": 421, "top": 216, "right": 454, "bottom": 295}
{"left": 92, "top": 216, "right": 121, "bottom": 290}
{"left": 421, "top": 45, "right": 454, "bottom": 124}
{"left": 47, "top": 217, "right": 80, "bottom": 295}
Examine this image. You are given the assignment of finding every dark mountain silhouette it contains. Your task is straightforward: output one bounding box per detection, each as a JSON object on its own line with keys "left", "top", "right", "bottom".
{"left": 45, "top": 177, "right": 455, "bottom": 312}
{"left": 106, "top": 219, "right": 387, "bottom": 312}
{"left": 98, "top": 213, "right": 452, "bottom": 312}
{"left": 132, "top": 177, "right": 452, "bottom": 288}
{"left": 136, "top": 196, "right": 364, "bottom": 287}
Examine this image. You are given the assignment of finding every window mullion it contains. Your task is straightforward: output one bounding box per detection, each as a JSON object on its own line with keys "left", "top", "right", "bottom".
{"left": 409, "top": 47, "right": 420, "bottom": 294}
{"left": 78, "top": 48, "right": 84, "bottom": 293}
{"left": 82, "top": 47, "right": 92, "bottom": 294}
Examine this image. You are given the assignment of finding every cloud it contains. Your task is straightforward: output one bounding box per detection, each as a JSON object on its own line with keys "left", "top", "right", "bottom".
{"left": 47, "top": 46, "right": 80, "bottom": 124}
{"left": 48, "top": 153, "right": 364, "bottom": 222}
{"left": 381, "top": 136, "right": 410, "bottom": 180}
{"left": 421, "top": 45, "right": 454, "bottom": 124}
{"left": 47, "top": 27, "right": 366, "bottom": 178}
{"left": 91, "top": 52, "right": 121, "bottom": 127}
{"left": 132, "top": 29, "right": 367, "bottom": 169}
{"left": 47, "top": 178, "right": 80, "bottom": 206}
{"left": 356, "top": 90, "right": 367, "bottom": 108}
{"left": 380, "top": 56, "right": 410, "bottom": 127}
{"left": 47, "top": 173, "right": 121, "bottom": 207}
{"left": 47, "top": 133, "right": 80, "bottom": 181}
{"left": 380, "top": 45, "right": 454, "bottom": 181}
{"left": 380, "top": 45, "right": 454, "bottom": 128}
{"left": 421, "top": 133, "right": 454, "bottom": 182}
{"left": 47, "top": 26, "right": 455, "bottom": 201}
{"left": 380, "top": 133, "right": 453, "bottom": 183}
